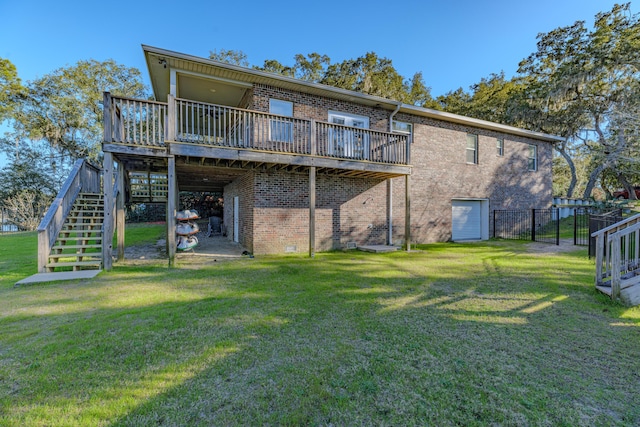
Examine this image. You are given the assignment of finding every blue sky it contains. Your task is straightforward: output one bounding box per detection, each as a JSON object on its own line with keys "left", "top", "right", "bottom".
{"left": 0, "top": 0, "right": 630, "bottom": 168}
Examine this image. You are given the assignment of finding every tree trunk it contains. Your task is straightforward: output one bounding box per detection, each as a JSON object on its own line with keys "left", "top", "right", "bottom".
{"left": 583, "top": 134, "right": 627, "bottom": 199}
{"left": 617, "top": 172, "right": 638, "bottom": 200}
{"left": 555, "top": 143, "right": 577, "bottom": 197}
{"left": 583, "top": 162, "right": 608, "bottom": 199}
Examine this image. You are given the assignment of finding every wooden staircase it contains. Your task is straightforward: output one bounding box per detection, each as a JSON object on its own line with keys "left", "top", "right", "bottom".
{"left": 45, "top": 193, "right": 104, "bottom": 272}
{"left": 593, "top": 214, "right": 640, "bottom": 306}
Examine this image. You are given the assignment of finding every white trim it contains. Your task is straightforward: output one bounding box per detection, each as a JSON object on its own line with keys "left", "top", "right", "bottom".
{"left": 328, "top": 110, "right": 369, "bottom": 127}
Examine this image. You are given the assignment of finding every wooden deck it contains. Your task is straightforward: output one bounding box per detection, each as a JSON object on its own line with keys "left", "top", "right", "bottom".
{"left": 102, "top": 93, "right": 412, "bottom": 181}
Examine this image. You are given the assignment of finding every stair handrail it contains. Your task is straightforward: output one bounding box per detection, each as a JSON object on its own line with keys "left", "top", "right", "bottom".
{"left": 592, "top": 213, "right": 640, "bottom": 297}
{"left": 36, "top": 159, "right": 101, "bottom": 272}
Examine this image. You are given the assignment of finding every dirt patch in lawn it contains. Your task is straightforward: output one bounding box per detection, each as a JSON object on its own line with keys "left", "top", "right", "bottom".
{"left": 524, "top": 238, "right": 586, "bottom": 254}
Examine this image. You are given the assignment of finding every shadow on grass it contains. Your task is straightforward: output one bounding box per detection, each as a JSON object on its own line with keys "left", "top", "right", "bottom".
{"left": 1, "top": 241, "right": 639, "bottom": 425}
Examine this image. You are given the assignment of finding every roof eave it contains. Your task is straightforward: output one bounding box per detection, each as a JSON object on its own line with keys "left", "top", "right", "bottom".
{"left": 142, "top": 44, "right": 564, "bottom": 143}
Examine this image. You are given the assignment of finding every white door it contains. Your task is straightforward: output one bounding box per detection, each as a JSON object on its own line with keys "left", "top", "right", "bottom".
{"left": 233, "top": 196, "right": 239, "bottom": 243}
{"left": 328, "top": 111, "right": 369, "bottom": 159}
{"left": 452, "top": 200, "right": 482, "bottom": 241}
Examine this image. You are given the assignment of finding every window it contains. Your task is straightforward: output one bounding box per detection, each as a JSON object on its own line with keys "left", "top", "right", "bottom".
{"left": 392, "top": 120, "right": 413, "bottom": 135}
{"left": 528, "top": 144, "right": 537, "bottom": 171}
{"left": 497, "top": 138, "right": 504, "bottom": 156}
{"left": 269, "top": 99, "right": 293, "bottom": 142}
{"left": 466, "top": 134, "right": 478, "bottom": 164}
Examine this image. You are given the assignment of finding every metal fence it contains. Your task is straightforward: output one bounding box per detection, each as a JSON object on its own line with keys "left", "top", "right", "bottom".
{"left": 588, "top": 209, "right": 623, "bottom": 257}
{"left": 0, "top": 207, "right": 19, "bottom": 233}
{"left": 571, "top": 207, "right": 622, "bottom": 246}
{"left": 493, "top": 208, "right": 559, "bottom": 245}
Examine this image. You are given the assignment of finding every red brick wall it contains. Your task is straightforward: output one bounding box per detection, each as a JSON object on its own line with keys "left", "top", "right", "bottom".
{"left": 234, "top": 84, "right": 554, "bottom": 252}
{"left": 223, "top": 171, "right": 255, "bottom": 251}
{"left": 389, "top": 113, "right": 553, "bottom": 243}
{"left": 251, "top": 84, "right": 390, "bottom": 132}
{"left": 251, "top": 170, "right": 388, "bottom": 254}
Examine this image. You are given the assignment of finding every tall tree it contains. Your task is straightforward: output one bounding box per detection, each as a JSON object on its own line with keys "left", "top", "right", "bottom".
{"left": 0, "top": 58, "right": 24, "bottom": 122}
{"left": 2, "top": 59, "right": 147, "bottom": 164}
{"left": 253, "top": 51, "right": 434, "bottom": 104}
{"left": 0, "top": 58, "right": 148, "bottom": 221}
{"left": 514, "top": 3, "right": 640, "bottom": 198}
{"left": 321, "top": 52, "right": 409, "bottom": 100}
{"left": 435, "top": 72, "right": 519, "bottom": 123}
{"left": 209, "top": 49, "right": 249, "bottom": 67}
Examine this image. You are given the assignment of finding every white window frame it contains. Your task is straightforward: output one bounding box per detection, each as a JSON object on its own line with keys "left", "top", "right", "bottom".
{"left": 528, "top": 144, "right": 538, "bottom": 171}
{"left": 269, "top": 99, "right": 293, "bottom": 143}
{"left": 466, "top": 134, "right": 478, "bottom": 164}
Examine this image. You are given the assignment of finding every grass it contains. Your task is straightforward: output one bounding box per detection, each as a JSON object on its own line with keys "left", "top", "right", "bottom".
{"left": 1, "top": 228, "right": 640, "bottom": 425}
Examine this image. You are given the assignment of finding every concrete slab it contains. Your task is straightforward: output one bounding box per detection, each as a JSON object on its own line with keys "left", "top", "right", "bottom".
{"left": 357, "top": 245, "right": 400, "bottom": 253}
{"left": 15, "top": 270, "right": 102, "bottom": 286}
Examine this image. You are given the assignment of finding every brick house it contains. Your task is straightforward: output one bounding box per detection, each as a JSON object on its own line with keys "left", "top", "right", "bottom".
{"left": 37, "top": 45, "right": 563, "bottom": 273}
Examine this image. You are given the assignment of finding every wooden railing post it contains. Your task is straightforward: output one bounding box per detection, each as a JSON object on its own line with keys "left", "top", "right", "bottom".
{"left": 167, "top": 94, "right": 176, "bottom": 141}
{"left": 103, "top": 92, "right": 112, "bottom": 143}
{"left": 37, "top": 230, "right": 49, "bottom": 273}
{"left": 310, "top": 119, "right": 316, "bottom": 156}
{"left": 595, "top": 234, "right": 604, "bottom": 286}
{"left": 611, "top": 234, "right": 621, "bottom": 301}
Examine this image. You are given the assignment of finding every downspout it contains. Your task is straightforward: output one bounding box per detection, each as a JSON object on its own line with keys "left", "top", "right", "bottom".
{"left": 387, "top": 102, "right": 401, "bottom": 245}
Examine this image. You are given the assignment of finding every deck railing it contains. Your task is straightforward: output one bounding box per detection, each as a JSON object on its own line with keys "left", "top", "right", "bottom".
{"left": 174, "top": 98, "right": 313, "bottom": 155}
{"left": 103, "top": 93, "right": 167, "bottom": 146}
{"left": 592, "top": 213, "right": 640, "bottom": 300}
{"left": 104, "top": 93, "right": 409, "bottom": 165}
{"left": 36, "top": 159, "right": 101, "bottom": 272}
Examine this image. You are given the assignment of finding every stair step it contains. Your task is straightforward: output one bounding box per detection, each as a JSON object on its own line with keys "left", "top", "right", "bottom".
{"left": 46, "top": 261, "right": 102, "bottom": 268}
{"left": 56, "top": 237, "right": 103, "bottom": 243}
{"left": 48, "top": 253, "right": 102, "bottom": 260}
{"left": 52, "top": 244, "right": 102, "bottom": 250}
{"left": 59, "top": 232, "right": 102, "bottom": 237}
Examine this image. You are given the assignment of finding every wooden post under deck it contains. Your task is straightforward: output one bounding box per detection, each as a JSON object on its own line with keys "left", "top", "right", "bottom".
{"left": 309, "top": 166, "right": 316, "bottom": 258}
{"left": 167, "top": 156, "right": 177, "bottom": 267}
{"left": 103, "top": 152, "right": 114, "bottom": 270}
{"left": 116, "top": 162, "right": 125, "bottom": 262}
{"left": 405, "top": 174, "right": 411, "bottom": 252}
{"left": 309, "top": 120, "right": 316, "bottom": 258}
{"left": 387, "top": 179, "right": 393, "bottom": 245}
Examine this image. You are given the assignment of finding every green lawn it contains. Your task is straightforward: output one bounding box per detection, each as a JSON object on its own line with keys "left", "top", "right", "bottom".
{"left": 1, "top": 229, "right": 639, "bottom": 425}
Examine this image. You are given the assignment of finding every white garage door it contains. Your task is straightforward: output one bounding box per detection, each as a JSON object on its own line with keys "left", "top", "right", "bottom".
{"left": 452, "top": 200, "right": 482, "bottom": 241}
